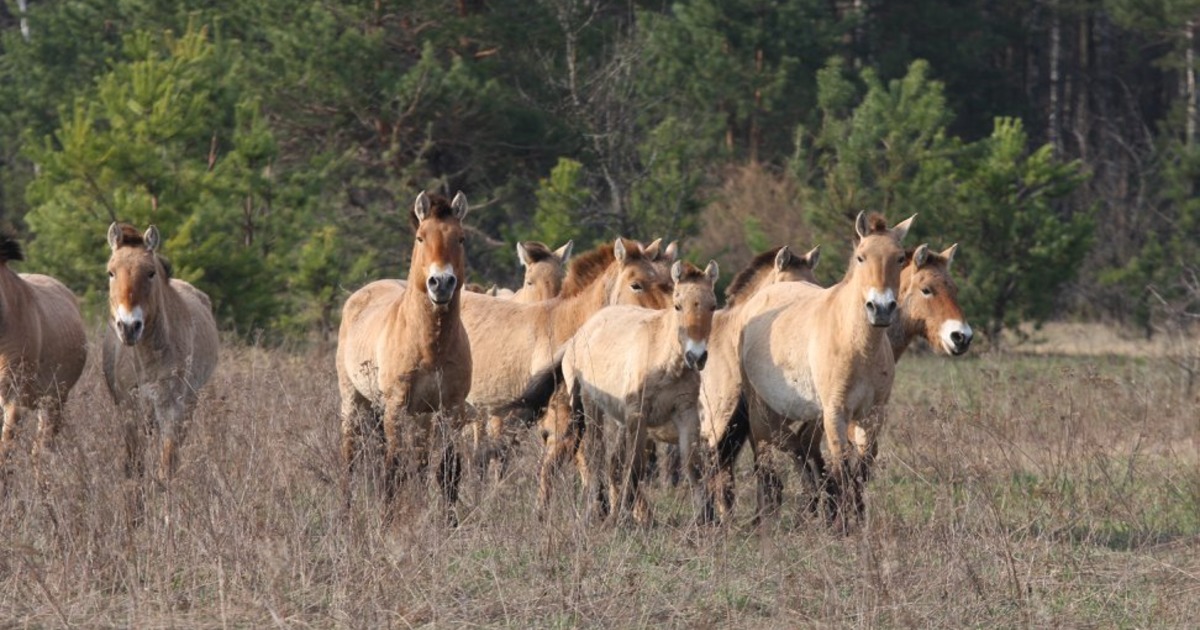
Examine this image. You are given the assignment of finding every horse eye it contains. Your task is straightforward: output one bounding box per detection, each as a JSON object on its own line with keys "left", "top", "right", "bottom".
{"left": 898, "top": 255, "right": 905, "bottom": 264}
{"left": 416, "top": 236, "right": 425, "bottom": 244}
{"left": 856, "top": 255, "right": 864, "bottom": 263}
{"left": 674, "top": 304, "right": 682, "bottom": 311}
{"left": 107, "top": 271, "right": 114, "bottom": 279}
{"left": 148, "top": 270, "right": 156, "bottom": 279}
{"left": 922, "top": 287, "right": 933, "bottom": 296}
{"left": 459, "top": 237, "right": 465, "bottom": 244}
{"left": 631, "top": 282, "right": 644, "bottom": 292}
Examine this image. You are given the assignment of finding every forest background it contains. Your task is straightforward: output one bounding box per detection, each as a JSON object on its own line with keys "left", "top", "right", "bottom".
{"left": 1, "top": 0, "right": 1197, "bottom": 346}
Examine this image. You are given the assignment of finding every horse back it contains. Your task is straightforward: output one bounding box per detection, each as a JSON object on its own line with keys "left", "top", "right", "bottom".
{"left": 169, "top": 278, "right": 219, "bottom": 389}
{"left": 13, "top": 273, "right": 87, "bottom": 397}
{"left": 460, "top": 290, "right": 553, "bottom": 407}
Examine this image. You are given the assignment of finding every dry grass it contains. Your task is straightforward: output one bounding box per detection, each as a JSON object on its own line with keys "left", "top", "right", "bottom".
{"left": 1, "top": 340, "right": 1197, "bottom": 628}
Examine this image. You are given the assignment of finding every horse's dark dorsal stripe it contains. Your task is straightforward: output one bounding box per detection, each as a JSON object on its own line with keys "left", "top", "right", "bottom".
{"left": 0, "top": 232, "right": 24, "bottom": 264}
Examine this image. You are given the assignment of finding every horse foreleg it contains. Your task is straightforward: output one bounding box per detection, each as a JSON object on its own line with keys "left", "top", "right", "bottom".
{"left": 676, "top": 408, "right": 715, "bottom": 526}
{"left": 32, "top": 396, "right": 65, "bottom": 465}
{"left": 576, "top": 388, "right": 609, "bottom": 522}
{"left": 433, "top": 411, "right": 462, "bottom": 527}
{"left": 745, "top": 393, "right": 782, "bottom": 524}
{"left": 157, "top": 397, "right": 194, "bottom": 483}
{"left": 1, "top": 400, "right": 21, "bottom": 461}
{"left": 824, "top": 406, "right": 855, "bottom": 533}
{"left": 622, "top": 409, "right": 652, "bottom": 527}
{"left": 381, "top": 400, "right": 406, "bottom": 507}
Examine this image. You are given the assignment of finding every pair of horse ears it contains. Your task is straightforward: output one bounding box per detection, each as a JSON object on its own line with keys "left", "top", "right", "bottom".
{"left": 774, "top": 244, "right": 821, "bottom": 271}
{"left": 517, "top": 240, "right": 575, "bottom": 268}
{"left": 911, "top": 243, "right": 959, "bottom": 270}
{"left": 614, "top": 237, "right": 679, "bottom": 265}
{"left": 853, "top": 211, "right": 917, "bottom": 242}
{"left": 669, "top": 259, "right": 720, "bottom": 284}
{"left": 413, "top": 190, "right": 469, "bottom": 222}
{"left": 106, "top": 223, "right": 161, "bottom": 252}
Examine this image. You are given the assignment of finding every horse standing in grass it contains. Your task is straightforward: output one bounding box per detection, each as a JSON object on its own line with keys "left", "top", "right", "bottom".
{"left": 738, "top": 213, "right": 913, "bottom": 527}
{"left": 103, "top": 223, "right": 219, "bottom": 482}
{"left": 0, "top": 233, "right": 87, "bottom": 464}
{"left": 337, "top": 191, "right": 472, "bottom": 521}
{"left": 511, "top": 261, "right": 719, "bottom": 524}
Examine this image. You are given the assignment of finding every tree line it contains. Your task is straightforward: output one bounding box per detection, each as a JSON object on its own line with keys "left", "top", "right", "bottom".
{"left": 0, "top": 0, "right": 1195, "bottom": 344}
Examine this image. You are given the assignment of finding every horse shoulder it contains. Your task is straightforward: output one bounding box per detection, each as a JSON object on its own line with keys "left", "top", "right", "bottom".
{"left": 21, "top": 274, "right": 87, "bottom": 391}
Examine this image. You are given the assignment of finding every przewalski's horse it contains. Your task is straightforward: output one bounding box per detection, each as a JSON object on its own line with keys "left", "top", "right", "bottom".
{"left": 0, "top": 233, "right": 87, "bottom": 464}
{"left": 510, "top": 240, "right": 573, "bottom": 303}
{"left": 697, "top": 245, "right": 820, "bottom": 516}
{"left": 738, "top": 213, "right": 914, "bottom": 527}
{"left": 889, "top": 244, "right": 972, "bottom": 359}
{"left": 103, "top": 224, "right": 219, "bottom": 481}
{"left": 337, "top": 191, "right": 472, "bottom": 522}
{"left": 562, "top": 260, "right": 720, "bottom": 525}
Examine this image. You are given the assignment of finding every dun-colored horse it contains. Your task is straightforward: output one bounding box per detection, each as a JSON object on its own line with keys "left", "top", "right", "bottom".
{"left": 563, "top": 260, "right": 719, "bottom": 525}
{"left": 738, "top": 213, "right": 913, "bottom": 526}
{"left": 103, "top": 224, "right": 219, "bottom": 481}
{"left": 0, "top": 233, "right": 87, "bottom": 464}
{"left": 337, "top": 191, "right": 472, "bottom": 521}
{"left": 511, "top": 240, "right": 573, "bottom": 303}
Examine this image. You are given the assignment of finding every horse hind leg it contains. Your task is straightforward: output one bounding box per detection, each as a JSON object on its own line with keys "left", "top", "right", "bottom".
{"left": 434, "top": 412, "right": 463, "bottom": 527}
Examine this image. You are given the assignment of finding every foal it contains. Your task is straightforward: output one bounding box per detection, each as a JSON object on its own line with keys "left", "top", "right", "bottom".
{"left": 0, "top": 233, "right": 87, "bottom": 463}
{"left": 337, "top": 191, "right": 472, "bottom": 521}
{"left": 103, "top": 224, "right": 219, "bottom": 481}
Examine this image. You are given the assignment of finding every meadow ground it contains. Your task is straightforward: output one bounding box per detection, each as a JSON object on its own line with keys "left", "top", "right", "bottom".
{"left": 1, "top": 328, "right": 1197, "bottom": 628}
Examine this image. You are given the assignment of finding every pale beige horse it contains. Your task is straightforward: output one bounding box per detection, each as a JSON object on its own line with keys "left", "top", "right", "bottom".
{"left": 716, "top": 241, "right": 974, "bottom": 521}
{"left": 103, "top": 224, "right": 219, "bottom": 481}
{"left": 696, "top": 245, "right": 820, "bottom": 513}
{"left": 337, "top": 191, "right": 472, "bottom": 520}
{"left": 738, "top": 213, "right": 914, "bottom": 525}
{"left": 0, "top": 233, "right": 87, "bottom": 464}
{"left": 563, "top": 260, "right": 720, "bottom": 525}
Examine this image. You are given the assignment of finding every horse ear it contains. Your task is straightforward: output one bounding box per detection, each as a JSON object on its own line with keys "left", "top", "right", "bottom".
{"left": 941, "top": 243, "right": 958, "bottom": 270}
{"left": 912, "top": 243, "right": 930, "bottom": 268}
{"left": 704, "top": 260, "right": 720, "bottom": 284}
{"left": 517, "top": 242, "right": 532, "bottom": 268}
{"left": 554, "top": 240, "right": 574, "bottom": 263}
{"left": 854, "top": 211, "right": 869, "bottom": 240}
{"left": 107, "top": 223, "right": 122, "bottom": 252}
{"left": 891, "top": 213, "right": 917, "bottom": 242}
{"left": 774, "top": 246, "right": 792, "bottom": 271}
{"left": 663, "top": 241, "right": 680, "bottom": 263}
{"left": 613, "top": 237, "right": 627, "bottom": 264}
{"left": 143, "top": 225, "right": 161, "bottom": 252}
{"left": 670, "top": 260, "right": 684, "bottom": 283}
{"left": 451, "top": 191, "right": 469, "bottom": 220}
{"left": 642, "top": 238, "right": 663, "bottom": 260}
{"left": 413, "top": 191, "right": 431, "bottom": 222}
{"left": 804, "top": 245, "right": 821, "bottom": 269}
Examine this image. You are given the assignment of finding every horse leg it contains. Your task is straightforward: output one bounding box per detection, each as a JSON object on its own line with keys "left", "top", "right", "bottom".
{"left": 434, "top": 411, "right": 462, "bottom": 527}
{"left": 338, "top": 389, "right": 373, "bottom": 508}
{"left": 536, "top": 390, "right": 574, "bottom": 516}
{"left": 849, "top": 416, "right": 881, "bottom": 521}
{"left": 1, "top": 399, "right": 21, "bottom": 462}
{"left": 380, "top": 397, "right": 406, "bottom": 511}
{"left": 157, "top": 395, "right": 194, "bottom": 483}
{"left": 576, "top": 390, "right": 609, "bottom": 523}
{"left": 745, "top": 393, "right": 782, "bottom": 524}
{"left": 824, "top": 407, "right": 854, "bottom": 534}
{"left": 623, "top": 410, "right": 652, "bottom": 527}
{"left": 677, "top": 408, "right": 715, "bottom": 526}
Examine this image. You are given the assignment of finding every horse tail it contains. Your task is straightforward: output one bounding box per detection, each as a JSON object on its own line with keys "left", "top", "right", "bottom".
{"left": 0, "top": 231, "right": 24, "bottom": 264}
{"left": 496, "top": 360, "right": 563, "bottom": 428}
{"left": 715, "top": 392, "right": 750, "bottom": 469}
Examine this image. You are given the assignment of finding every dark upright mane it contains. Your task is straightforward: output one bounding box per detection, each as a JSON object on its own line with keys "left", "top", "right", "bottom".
{"left": 725, "top": 246, "right": 786, "bottom": 305}
{"left": 674, "top": 261, "right": 709, "bottom": 284}
{"left": 864, "top": 213, "right": 889, "bottom": 235}
{"left": 0, "top": 231, "right": 24, "bottom": 264}
{"left": 519, "top": 241, "right": 557, "bottom": 263}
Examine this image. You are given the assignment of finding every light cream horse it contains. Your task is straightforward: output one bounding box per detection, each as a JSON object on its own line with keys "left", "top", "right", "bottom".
{"left": 104, "top": 224, "right": 219, "bottom": 481}
{"left": 738, "top": 213, "right": 913, "bottom": 526}
{"left": 564, "top": 260, "right": 720, "bottom": 525}
{"left": 511, "top": 240, "right": 573, "bottom": 303}
{"left": 337, "top": 191, "right": 472, "bottom": 521}
{"left": 0, "top": 233, "right": 87, "bottom": 464}
{"left": 696, "top": 245, "right": 820, "bottom": 514}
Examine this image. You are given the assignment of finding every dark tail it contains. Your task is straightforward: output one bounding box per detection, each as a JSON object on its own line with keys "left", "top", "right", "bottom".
{"left": 0, "top": 231, "right": 24, "bottom": 264}
{"left": 715, "top": 393, "right": 750, "bottom": 469}
{"left": 496, "top": 360, "right": 563, "bottom": 427}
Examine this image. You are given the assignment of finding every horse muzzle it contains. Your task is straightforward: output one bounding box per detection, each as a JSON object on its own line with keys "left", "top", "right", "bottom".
{"left": 116, "top": 319, "right": 144, "bottom": 345}
{"left": 864, "top": 299, "right": 897, "bottom": 327}
{"left": 941, "top": 320, "right": 974, "bottom": 356}
{"left": 426, "top": 273, "right": 458, "bottom": 306}
{"left": 684, "top": 340, "right": 708, "bottom": 371}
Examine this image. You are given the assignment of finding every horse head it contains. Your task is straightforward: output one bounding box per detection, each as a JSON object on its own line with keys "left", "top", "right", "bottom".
{"left": 410, "top": 191, "right": 469, "bottom": 309}
{"left": 670, "top": 260, "right": 719, "bottom": 371}
{"left": 903, "top": 243, "right": 973, "bottom": 355}
{"left": 106, "top": 223, "right": 171, "bottom": 346}
{"left": 850, "top": 212, "right": 914, "bottom": 327}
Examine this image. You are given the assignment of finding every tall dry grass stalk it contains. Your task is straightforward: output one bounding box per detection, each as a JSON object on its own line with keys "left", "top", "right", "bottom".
{"left": 0, "top": 338, "right": 1196, "bottom": 627}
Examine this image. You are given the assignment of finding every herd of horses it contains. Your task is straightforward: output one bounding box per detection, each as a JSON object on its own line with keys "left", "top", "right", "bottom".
{"left": 0, "top": 189, "right": 973, "bottom": 531}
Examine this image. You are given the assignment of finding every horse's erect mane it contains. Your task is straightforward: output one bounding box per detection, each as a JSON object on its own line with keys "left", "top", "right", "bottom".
{"left": 410, "top": 193, "right": 459, "bottom": 227}
{"left": 864, "top": 213, "right": 889, "bottom": 235}
{"left": 520, "top": 241, "right": 557, "bottom": 264}
{"left": 110, "top": 223, "right": 173, "bottom": 279}
{"left": 0, "top": 230, "right": 24, "bottom": 264}
{"left": 725, "top": 246, "right": 785, "bottom": 305}
{"left": 905, "top": 246, "right": 949, "bottom": 268}
{"left": 674, "top": 261, "right": 710, "bottom": 284}
{"left": 561, "top": 239, "right": 646, "bottom": 298}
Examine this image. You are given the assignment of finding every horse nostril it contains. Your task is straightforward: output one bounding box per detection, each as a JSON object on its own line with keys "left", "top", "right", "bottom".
{"left": 951, "top": 331, "right": 964, "bottom": 344}
{"left": 427, "top": 277, "right": 439, "bottom": 290}
{"left": 865, "top": 302, "right": 876, "bottom": 313}
{"left": 886, "top": 300, "right": 897, "bottom": 314}
{"left": 445, "top": 275, "right": 457, "bottom": 291}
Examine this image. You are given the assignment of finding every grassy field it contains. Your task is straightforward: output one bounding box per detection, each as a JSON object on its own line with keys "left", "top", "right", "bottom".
{"left": 1, "top": 337, "right": 1197, "bottom": 627}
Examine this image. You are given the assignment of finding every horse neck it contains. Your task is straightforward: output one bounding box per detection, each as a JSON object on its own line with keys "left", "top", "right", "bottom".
{"left": 546, "top": 265, "right": 614, "bottom": 346}
{"left": 398, "top": 282, "right": 462, "bottom": 345}
{"left": 649, "top": 310, "right": 685, "bottom": 369}
{"left": 140, "top": 280, "right": 183, "bottom": 352}
{"left": 888, "top": 273, "right": 924, "bottom": 362}
{"left": 827, "top": 276, "right": 891, "bottom": 359}
{"left": 0, "top": 266, "right": 28, "bottom": 327}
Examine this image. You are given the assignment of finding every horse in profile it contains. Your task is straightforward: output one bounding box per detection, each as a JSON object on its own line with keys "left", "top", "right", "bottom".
{"left": 738, "top": 212, "right": 913, "bottom": 527}
{"left": 337, "top": 191, "right": 472, "bottom": 522}
{"left": 697, "top": 245, "right": 820, "bottom": 516}
{"left": 103, "top": 223, "right": 219, "bottom": 482}
{"left": 0, "top": 232, "right": 87, "bottom": 464}
{"left": 511, "top": 240, "right": 573, "bottom": 303}
{"left": 889, "top": 243, "right": 972, "bottom": 359}
{"left": 569, "top": 260, "right": 719, "bottom": 525}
